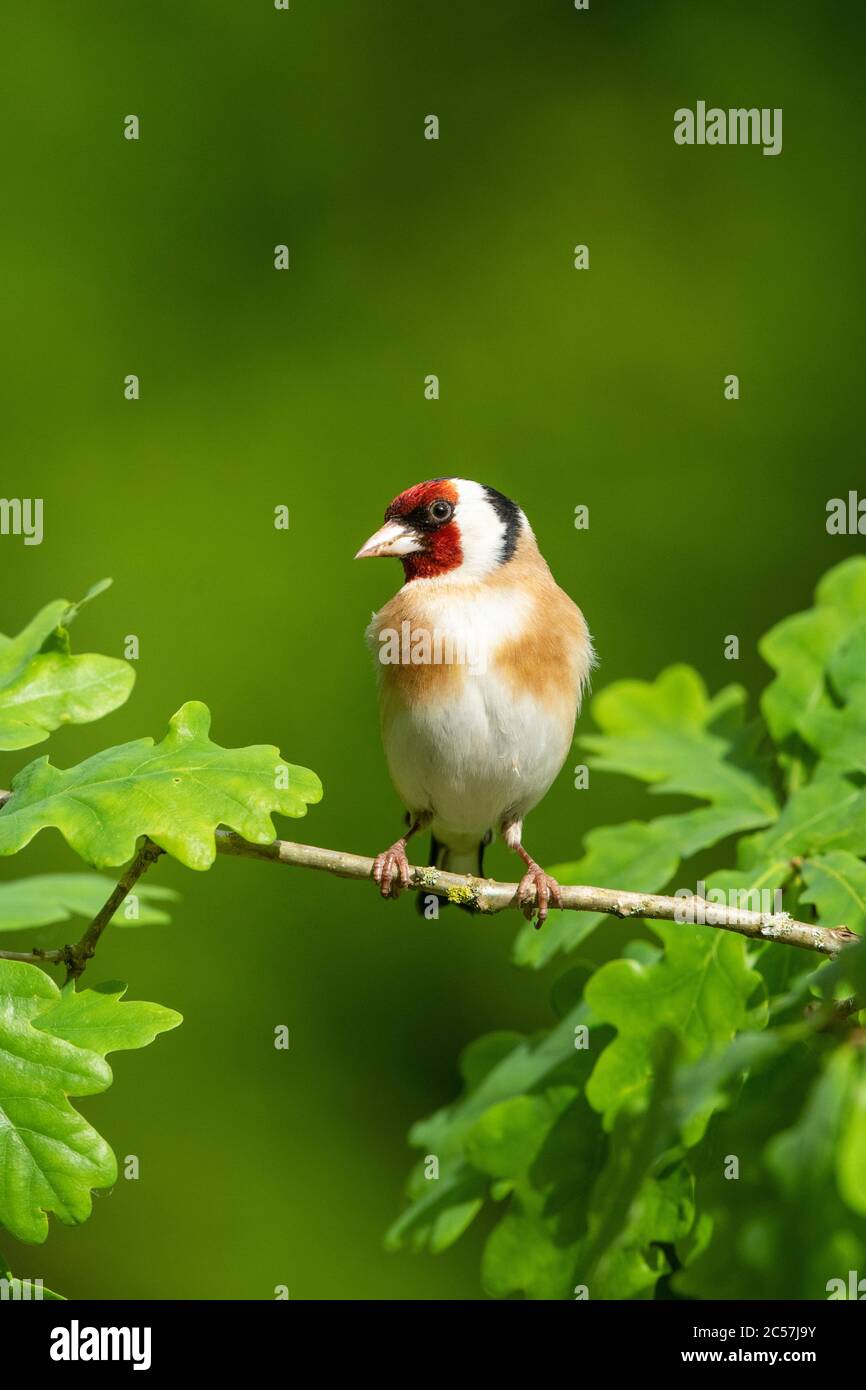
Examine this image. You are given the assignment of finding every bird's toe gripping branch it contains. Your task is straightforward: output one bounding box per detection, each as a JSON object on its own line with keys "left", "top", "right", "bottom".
{"left": 516, "top": 862, "right": 564, "bottom": 929}
{"left": 372, "top": 842, "right": 412, "bottom": 898}
{"left": 371, "top": 813, "right": 432, "bottom": 899}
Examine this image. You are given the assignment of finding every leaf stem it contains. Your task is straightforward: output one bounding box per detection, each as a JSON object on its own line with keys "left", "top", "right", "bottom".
{"left": 0, "top": 832, "right": 163, "bottom": 981}
{"left": 64, "top": 838, "right": 164, "bottom": 982}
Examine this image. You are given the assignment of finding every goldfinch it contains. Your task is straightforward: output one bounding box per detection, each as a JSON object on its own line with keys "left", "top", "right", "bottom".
{"left": 356, "top": 479, "right": 594, "bottom": 926}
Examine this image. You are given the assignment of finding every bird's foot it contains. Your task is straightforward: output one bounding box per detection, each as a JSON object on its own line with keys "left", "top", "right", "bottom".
{"left": 516, "top": 860, "right": 563, "bottom": 928}
{"left": 372, "top": 841, "right": 411, "bottom": 899}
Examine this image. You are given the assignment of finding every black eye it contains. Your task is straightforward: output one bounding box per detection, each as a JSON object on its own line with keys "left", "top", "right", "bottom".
{"left": 429, "top": 499, "right": 453, "bottom": 523}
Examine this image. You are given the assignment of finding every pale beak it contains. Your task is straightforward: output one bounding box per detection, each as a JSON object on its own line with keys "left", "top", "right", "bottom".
{"left": 354, "top": 520, "right": 421, "bottom": 560}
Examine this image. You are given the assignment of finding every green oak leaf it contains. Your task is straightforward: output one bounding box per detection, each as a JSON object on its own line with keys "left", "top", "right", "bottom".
{"left": 575, "top": 1035, "right": 689, "bottom": 1299}
{"left": 34, "top": 980, "right": 182, "bottom": 1055}
{"left": 581, "top": 665, "right": 778, "bottom": 829}
{"left": 482, "top": 1185, "right": 584, "bottom": 1299}
{"left": 798, "top": 622, "right": 866, "bottom": 773}
{"left": 813, "top": 556, "right": 866, "bottom": 620}
{"left": 0, "top": 586, "right": 135, "bottom": 751}
{"left": 0, "top": 874, "right": 178, "bottom": 932}
{"left": 674, "top": 1041, "right": 866, "bottom": 1300}
{"left": 387, "top": 1004, "right": 600, "bottom": 1253}
{"left": 464, "top": 1088, "right": 578, "bottom": 1180}
{"left": 798, "top": 708, "right": 866, "bottom": 774}
{"left": 0, "top": 960, "right": 180, "bottom": 1243}
{"left": 0, "top": 701, "right": 323, "bottom": 869}
{"left": 581, "top": 1168, "right": 693, "bottom": 1301}
{"left": 672, "top": 1029, "right": 785, "bottom": 1136}
{"left": 480, "top": 1090, "right": 607, "bottom": 1299}
{"left": 409, "top": 1002, "right": 596, "bottom": 1161}
{"left": 825, "top": 620, "right": 866, "bottom": 704}
{"left": 760, "top": 556, "right": 866, "bottom": 741}
{"left": 738, "top": 776, "right": 866, "bottom": 870}
{"left": 800, "top": 852, "right": 866, "bottom": 935}
{"left": 384, "top": 1163, "right": 487, "bottom": 1254}
{"left": 761, "top": 610, "right": 849, "bottom": 742}
{"left": 585, "top": 924, "right": 762, "bottom": 1137}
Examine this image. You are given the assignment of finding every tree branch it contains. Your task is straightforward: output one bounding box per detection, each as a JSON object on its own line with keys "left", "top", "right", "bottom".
{"left": 0, "top": 775, "right": 858, "bottom": 970}
{"left": 214, "top": 830, "right": 859, "bottom": 958}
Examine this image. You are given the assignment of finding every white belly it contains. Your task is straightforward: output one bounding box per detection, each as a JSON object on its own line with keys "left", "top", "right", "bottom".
{"left": 382, "top": 669, "right": 573, "bottom": 843}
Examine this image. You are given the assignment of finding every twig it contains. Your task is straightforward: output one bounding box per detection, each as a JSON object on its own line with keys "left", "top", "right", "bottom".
{"left": 0, "top": 834, "right": 163, "bottom": 981}
{"left": 0, "top": 945, "right": 66, "bottom": 965}
{"left": 214, "top": 830, "right": 859, "bottom": 958}
{"left": 64, "top": 838, "right": 164, "bottom": 982}
{"left": 0, "top": 778, "right": 859, "bottom": 968}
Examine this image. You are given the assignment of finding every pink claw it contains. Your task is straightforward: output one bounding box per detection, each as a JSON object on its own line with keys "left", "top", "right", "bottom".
{"left": 372, "top": 843, "right": 411, "bottom": 899}
{"left": 516, "top": 862, "right": 563, "bottom": 929}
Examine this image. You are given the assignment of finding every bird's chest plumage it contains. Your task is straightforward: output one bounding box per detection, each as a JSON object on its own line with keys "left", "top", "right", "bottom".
{"left": 367, "top": 576, "right": 588, "bottom": 839}
{"left": 382, "top": 667, "right": 571, "bottom": 836}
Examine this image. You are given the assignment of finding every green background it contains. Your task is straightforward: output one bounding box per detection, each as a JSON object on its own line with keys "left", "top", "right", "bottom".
{"left": 2, "top": 0, "right": 864, "bottom": 1298}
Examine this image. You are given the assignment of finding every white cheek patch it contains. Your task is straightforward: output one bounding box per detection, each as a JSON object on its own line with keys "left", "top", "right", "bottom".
{"left": 443, "top": 479, "right": 518, "bottom": 583}
{"left": 452, "top": 480, "right": 505, "bottom": 580}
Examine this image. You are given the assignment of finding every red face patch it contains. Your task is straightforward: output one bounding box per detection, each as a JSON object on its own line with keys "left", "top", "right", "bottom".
{"left": 385, "top": 479, "right": 462, "bottom": 580}
{"left": 385, "top": 479, "right": 458, "bottom": 519}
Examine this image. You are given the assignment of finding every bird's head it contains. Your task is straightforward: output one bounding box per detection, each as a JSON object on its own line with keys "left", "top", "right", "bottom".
{"left": 355, "top": 478, "right": 526, "bottom": 583}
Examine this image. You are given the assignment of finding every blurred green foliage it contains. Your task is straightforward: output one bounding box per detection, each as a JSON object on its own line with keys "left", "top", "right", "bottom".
{"left": 1, "top": 0, "right": 864, "bottom": 1297}
{"left": 389, "top": 560, "right": 866, "bottom": 1297}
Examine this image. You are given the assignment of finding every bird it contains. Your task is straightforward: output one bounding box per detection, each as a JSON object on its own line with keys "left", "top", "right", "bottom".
{"left": 355, "top": 478, "right": 594, "bottom": 926}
